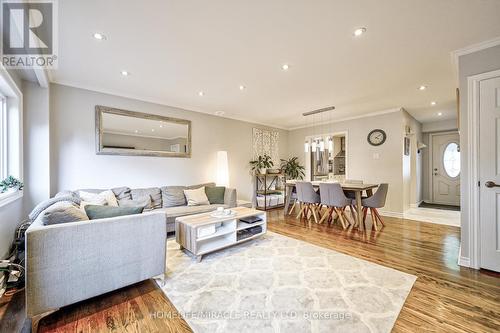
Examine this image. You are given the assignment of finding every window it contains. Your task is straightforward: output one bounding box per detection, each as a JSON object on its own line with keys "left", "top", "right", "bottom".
{"left": 443, "top": 142, "right": 460, "bottom": 178}
{"left": 0, "top": 95, "right": 6, "bottom": 180}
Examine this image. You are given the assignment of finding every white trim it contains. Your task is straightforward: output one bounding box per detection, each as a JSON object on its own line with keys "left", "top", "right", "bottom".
{"left": 457, "top": 246, "right": 470, "bottom": 267}
{"left": 428, "top": 130, "right": 460, "bottom": 204}
{"left": 410, "top": 201, "right": 423, "bottom": 208}
{"left": 0, "top": 189, "right": 22, "bottom": 209}
{"left": 451, "top": 37, "right": 500, "bottom": 83}
{"left": 288, "top": 108, "right": 402, "bottom": 131}
{"left": 378, "top": 210, "right": 404, "bottom": 219}
{"left": 464, "top": 68, "right": 500, "bottom": 270}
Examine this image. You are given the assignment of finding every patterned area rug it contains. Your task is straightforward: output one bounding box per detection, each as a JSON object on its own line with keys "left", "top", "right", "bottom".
{"left": 158, "top": 232, "right": 416, "bottom": 333}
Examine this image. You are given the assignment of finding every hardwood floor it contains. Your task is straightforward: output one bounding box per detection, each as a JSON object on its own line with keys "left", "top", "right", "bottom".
{"left": 1, "top": 211, "right": 499, "bottom": 332}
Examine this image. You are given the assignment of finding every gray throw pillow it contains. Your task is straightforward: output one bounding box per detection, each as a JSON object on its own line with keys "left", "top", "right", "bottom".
{"left": 205, "top": 186, "right": 226, "bottom": 204}
{"left": 131, "top": 188, "right": 162, "bottom": 209}
{"left": 112, "top": 187, "right": 132, "bottom": 201}
{"left": 161, "top": 186, "right": 187, "bottom": 207}
{"left": 84, "top": 205, "right": 144, "bottom": 220}
{"left": 119, "top": 196, "right": 152, "bottom": 211}
{"left": 29, "top": 195, "right": 81, "bottom": 221}
{"left": 41, "top": 202, "right": 89, "bottom": 225}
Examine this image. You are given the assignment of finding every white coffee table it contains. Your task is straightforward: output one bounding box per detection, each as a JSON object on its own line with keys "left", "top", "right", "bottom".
{"left": 175, "top": 207, "right": 266, "bottom": 262}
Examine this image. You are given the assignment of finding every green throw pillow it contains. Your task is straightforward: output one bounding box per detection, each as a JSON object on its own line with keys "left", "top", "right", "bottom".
{"left": 205, "top": 186, "right": 225, "bottom": 204}
{"left": 84, "top": 205, "right": 144, "bottom": 220}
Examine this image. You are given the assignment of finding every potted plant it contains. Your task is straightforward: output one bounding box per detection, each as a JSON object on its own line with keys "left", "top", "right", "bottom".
{"left": 249, "top": 154, "right": 274, "bottom": 175}
{"left": 0, "top": 176, "right": 24, "bottom": 194}
{"left": 280, "top": 157, "right": 305, "bottom": 180}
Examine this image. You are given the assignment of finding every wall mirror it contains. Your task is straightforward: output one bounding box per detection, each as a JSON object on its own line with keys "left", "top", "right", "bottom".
{"left": 95, "top": 105, "right": 191, "bottom": 158}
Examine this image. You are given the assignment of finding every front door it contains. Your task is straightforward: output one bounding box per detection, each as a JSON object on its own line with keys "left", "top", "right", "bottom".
{"left": 432, "top": 132, "right": 460, "bottom": 206}
{"left": 480, "top": 75, "right": 500, "bottom": 272}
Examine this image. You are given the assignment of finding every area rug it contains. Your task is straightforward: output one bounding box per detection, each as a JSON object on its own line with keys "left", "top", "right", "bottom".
{"left": 157, "top": 232, "right": 416, "bottom": 333}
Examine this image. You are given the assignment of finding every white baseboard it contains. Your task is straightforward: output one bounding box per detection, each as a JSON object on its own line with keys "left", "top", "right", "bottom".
{"left": 410, "top": 201, "right": 423, "bottom": 208}
{"left": 378, "top": 210, "right": 404, "bottom": 218}
{"left": 457, "top": 246, "right": 471, "bottom": 267}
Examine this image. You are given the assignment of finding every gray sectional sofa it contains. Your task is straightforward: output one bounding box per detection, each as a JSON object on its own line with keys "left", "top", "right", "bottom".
{"left": 25, "top": 182, "right": 237, "bottom": 324}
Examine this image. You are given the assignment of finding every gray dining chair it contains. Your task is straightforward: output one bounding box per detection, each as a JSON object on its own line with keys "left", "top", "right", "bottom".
{"left": 287, "top": 187, "right": 298, "bottom": 215}
{"left": 344, "top": 179, "right": 364, "bottom": 220}
{"left": 318, "top": 183, "right": 353, "bottom": 229}
{"left": 295, "top": 182, "right": 321, "bottom": 223}
{"left": 361, "top": 183, "right": 389, "bottom": 230}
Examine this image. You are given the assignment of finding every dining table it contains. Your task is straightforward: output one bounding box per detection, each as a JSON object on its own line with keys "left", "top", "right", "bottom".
{"left": 284, "top": 180, "right": 379, "bottom": 231}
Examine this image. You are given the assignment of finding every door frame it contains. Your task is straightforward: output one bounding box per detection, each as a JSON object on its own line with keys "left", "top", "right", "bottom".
{"left": 465, "top": 68, "right": 500, "bottom": 269}
{"left": 428, "top": 130, "right": 460, "bottom": 204}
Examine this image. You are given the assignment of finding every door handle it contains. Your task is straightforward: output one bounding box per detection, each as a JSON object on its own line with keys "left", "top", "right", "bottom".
{"left": 485, "top": 181, "right": 500, "bottom": 188}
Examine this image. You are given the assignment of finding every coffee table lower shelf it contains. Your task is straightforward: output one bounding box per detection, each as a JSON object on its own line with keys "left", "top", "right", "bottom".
{"left": 175, "top": 207, "right": 267, "bottom": 262}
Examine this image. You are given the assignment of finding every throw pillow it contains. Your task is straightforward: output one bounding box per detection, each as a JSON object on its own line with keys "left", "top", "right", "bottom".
{"left": 80, "top": 198, "right": 108, "bottom": 212}
{"left": 205, "top": 186, "right": 225, "bottom": 204}
{"left": 78, "top": 190, "right": 118, "bottom": 206}
{"left": 41, "top": 201, "right": 89, "bottom": 225}
{"left": 161, "top": 186, "right": 187, "bottom": 207}
{"left": 131, "top": 188, "right": 162, "bottom": 209}
{"left": 184, "top": 187, "right": 210, "bottom": 206}
{"left": 84, "top": 205, "right": 144, "bottom": 220}
{"left": 119, "top": 196, "right": 152, "bottom": 211}
{"left": 29, "top": 195, "right": 81, "bottom": 221}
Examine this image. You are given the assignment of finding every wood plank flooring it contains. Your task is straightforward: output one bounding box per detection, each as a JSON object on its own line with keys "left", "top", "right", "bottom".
{"left": 0, "top": 211, "right": 499, "bottom": 332}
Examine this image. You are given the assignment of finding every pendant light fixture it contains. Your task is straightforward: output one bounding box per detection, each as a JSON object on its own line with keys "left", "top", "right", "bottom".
{"left": 302, "top": 106, "right": 335, "bottom": 155}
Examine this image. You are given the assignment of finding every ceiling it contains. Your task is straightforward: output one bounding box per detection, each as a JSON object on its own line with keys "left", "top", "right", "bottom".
{"left": 50, "top": 0, "right": 500, "bottom": 129}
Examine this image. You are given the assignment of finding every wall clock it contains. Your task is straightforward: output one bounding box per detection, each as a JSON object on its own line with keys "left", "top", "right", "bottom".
{"left": 367, "top": 129, "right": 387, "bottom": 146}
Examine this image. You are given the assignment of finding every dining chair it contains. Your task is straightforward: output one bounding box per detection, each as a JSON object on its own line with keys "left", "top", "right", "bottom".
{"left": 318, "top": 183, "right": 353, "bottom": 229}
{"left": 295, "top": 182, "right": 321, "bottom": 223}
{"left": 287, "top": 186, "right": 298, "bottom": 215}
{"left": 361, "top": 183, "right": 389, "bottom": 230}
{"left": 344, "top": 179, "right": 363, "bottom": 220}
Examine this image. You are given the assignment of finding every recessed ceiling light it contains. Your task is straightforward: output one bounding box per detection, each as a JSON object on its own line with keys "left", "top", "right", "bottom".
{"left": 159, "top": 124, "right": 163, "bottom": 128}
{"left": 121, "top": 70, "right": 129, "bottom": 76}
{"left": 93, "top": 32, "right": 106, "bottom": 40}
{"left": 239, "top": 85, "right": 245, "bottom": 90}
{"left": 431, "top": 101, "right": 437, "bottom": 106}
{"left": 418, "top": 85, "right": 427, "bottom": 91}
{"left": 198, "top": 91, "right": 204, "bottom": 96}
{"left": 151, "top": 129, "right": 155, "bottom": 132}
{"left": 134, "top": 130, "right": 139, "bottom": 133}
{"left": 438, "top": 112, "right": 443, "bottom": 116}
{"left": 215, "top": 111, "right": 225, "bottom": 116}
{"left": 281, "top": 64, "right": 289, "bottom": 71}
{"left": 353, "top": 27, "right": 367, "bottom": 37}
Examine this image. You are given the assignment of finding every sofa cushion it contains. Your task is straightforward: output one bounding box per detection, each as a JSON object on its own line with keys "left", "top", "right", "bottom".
{"left": 131, "top": 188, "right": 162, "bottom": 209}
{"left": 84, "top": 205, "right": 144, "bottom": 220}
{"left": 205, "top": 186, "right": 225, "bottom": 204}
{"left": 184, "top": 187, "right": 210, "bottom": 206}
{"left": 112, "top": 187, "right": 132, "bottom": 201}
{"left": 79, "top": 190, "right": 118, "bottom": 207}
{"left": 29, "top": 195, "right": 81, "bottom": 221}
{"left": 41, "top": 201, "right": 89, "bottom": 225}
{"left": 187, "top": 182, "right": 216, "bottom": 189}
{"left": 161, "top": 186, "right": 187, "bottom": 207}
{"left": 119, "top": 196, "right": 152, "bottom": 211}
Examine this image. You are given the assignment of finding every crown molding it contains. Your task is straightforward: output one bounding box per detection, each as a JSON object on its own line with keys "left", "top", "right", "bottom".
{"left": 450, "top": 36, "right": 500, "bottom": 83}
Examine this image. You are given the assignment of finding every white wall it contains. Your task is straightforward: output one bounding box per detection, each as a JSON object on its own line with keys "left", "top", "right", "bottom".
{"left": 22, "top": 81, "right": 50, "bottom": 215}
{"left": 49, "top": 84, "right": 288, "bottom": 201}
{"left": 458, "top": 44, "right": 500, "bottom": 262}
{"left": 287, "top": 110, "right": 406, "bottom": 214}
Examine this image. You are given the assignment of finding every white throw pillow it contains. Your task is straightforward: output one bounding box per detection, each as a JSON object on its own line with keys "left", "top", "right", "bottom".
{"left": 183, "top": 187, "right": 210, "bottom": 206}
{"left": 78, "top": 190, "right": 118, "bottom": 207}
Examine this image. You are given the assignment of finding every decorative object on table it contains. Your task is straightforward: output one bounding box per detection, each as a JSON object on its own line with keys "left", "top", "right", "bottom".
{"left": 252, "top": 128, "right": 279, "bottom": 166}
{"left": 404, "top": 136, "right": 410, "bottom": 156}
{"left": 367, "top": 129, "right": 387, "bottom": 146}
{"left": 95, "top": 105, "right": 191, "bottom": 158}
{"left": 216, "top": 151, "right": 229, "bottom": 187}
{"left": 0, "top": 176, "right": 24, "bottom": 193}
{"left": 255, "top": 172, "right": 286, "bottom": 211}
{"left": 210, "top": 207, "right": 236, "bottom": 218}
{"left": 249, "top": 154, "right": 274, "bottom": 175}
{"left": 280, "top": 157, "right": 305, "bottom": 180}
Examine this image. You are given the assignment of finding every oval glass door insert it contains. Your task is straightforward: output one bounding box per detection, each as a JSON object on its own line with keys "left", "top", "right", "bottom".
{"left": 443, "top": 142, "right": 460, "bottom": 178}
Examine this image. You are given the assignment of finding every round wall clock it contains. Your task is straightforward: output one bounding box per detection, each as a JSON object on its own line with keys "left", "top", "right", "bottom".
{"left": 367, "top": 129, "right": 387, "bottom": 146}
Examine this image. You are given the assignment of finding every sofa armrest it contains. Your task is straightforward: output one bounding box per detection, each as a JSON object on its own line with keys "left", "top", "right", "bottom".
{"left": 224, "top": 188, "right": 237, "bottom": 208}
{"left": 25, "top": 212, "right": 167, "bottom": 317}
